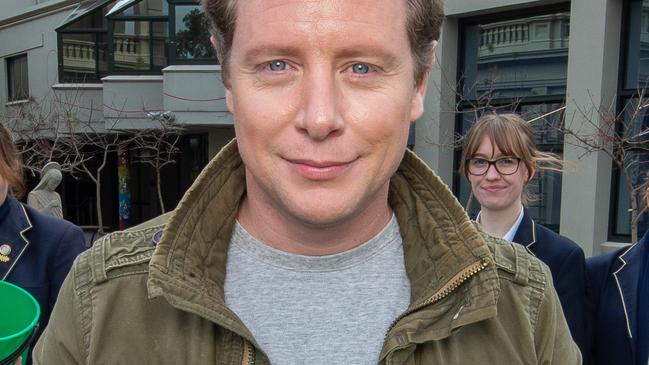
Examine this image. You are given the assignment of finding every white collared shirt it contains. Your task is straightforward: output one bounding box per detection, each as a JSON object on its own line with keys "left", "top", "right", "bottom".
{"left": 476, "top": 206, "right": 525, "bottom": 242}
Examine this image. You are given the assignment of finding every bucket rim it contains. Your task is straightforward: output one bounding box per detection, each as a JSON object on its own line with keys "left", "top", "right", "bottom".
{"left": 0, "top": 280, "right": 41, "bottom": 341}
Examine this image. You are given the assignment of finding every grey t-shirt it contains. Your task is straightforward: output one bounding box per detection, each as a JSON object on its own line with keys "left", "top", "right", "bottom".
{"left": 224, "top": 215, "right": 410, "bottom": 365}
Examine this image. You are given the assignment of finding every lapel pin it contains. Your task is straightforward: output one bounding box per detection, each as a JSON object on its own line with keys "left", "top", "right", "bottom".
{"left": 0, "top": 244, "right": 11, "bottom": 263}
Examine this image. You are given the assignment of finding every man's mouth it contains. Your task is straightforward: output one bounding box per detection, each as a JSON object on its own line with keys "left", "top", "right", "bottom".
{"left": 285, "top": 158, "right": 356, "bottom": 181}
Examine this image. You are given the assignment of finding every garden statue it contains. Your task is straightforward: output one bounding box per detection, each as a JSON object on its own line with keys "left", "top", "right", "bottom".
{"left": 27, "top": 162, "right": 63, "bottom": 219}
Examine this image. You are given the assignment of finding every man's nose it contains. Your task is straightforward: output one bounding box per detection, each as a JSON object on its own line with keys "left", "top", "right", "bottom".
{"left": 295, "top": 68, "right": 343, "bottom": 141}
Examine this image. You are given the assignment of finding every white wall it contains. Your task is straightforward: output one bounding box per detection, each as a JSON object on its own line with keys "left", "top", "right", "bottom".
{"left": 560, "top": 0, "right": 623, "bottom": 256}
{"left": 0, "top": 7, "right": 69, "bottom": 118}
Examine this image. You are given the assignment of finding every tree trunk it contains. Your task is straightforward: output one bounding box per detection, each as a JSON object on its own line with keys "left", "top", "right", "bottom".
{"left": 96, "top": 173, "right": 103, "bottom": 235}
{"left": 157, "top": 168, "right": 165, "bottom": 213}
{"left": 94, "top": 150, "right": 109, "bottom": 236}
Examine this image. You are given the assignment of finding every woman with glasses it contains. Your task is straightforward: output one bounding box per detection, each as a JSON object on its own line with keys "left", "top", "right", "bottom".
{"left": 460, "top": 113, "right": 588, "bottom": 360}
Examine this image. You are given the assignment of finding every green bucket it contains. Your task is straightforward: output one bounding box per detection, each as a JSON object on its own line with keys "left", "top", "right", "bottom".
{"left": 0, "top": 281, "right": 40, "bottom": 365}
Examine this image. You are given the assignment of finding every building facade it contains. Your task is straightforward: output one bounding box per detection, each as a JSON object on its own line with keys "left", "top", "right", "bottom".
{"left": 1, "top": 0, "right": 647, "bottom": 254}
{"left": 0, "top": 0, "right": 234, "bottom": 234}
{"left": 418, "top": 0, "right": 649, "bottom": 255}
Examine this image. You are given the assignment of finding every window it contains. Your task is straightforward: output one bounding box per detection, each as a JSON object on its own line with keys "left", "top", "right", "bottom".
{"left": 172, "top": 4, "right": 214, "bottom": 61}
{"left": 461, "top": 11, "right": 570, "bottom": 100}
{"left": 112, "top": 20, "right": 168, "bottom": 71}
{"left": 57, "top": 0, "right": 217, "bottom": 82}
{"left": 610, "top": 98, "right": 649, "bottom": 238}
{"left": 108, "top": 0, "right": 169, "bottom": 73}
{"left": 60, "top": 33, "right": 109, "bottom": 82}
{"left": 611, "top": 0, "right": 649, "bottom": 239}
{"left": 7, "top": 54, "right": 29, "bottom": 101}
{"left": 624, "top": 0, "right": 649, "bottom": 89}
{"left": 58, "top": 0, "right": 115, "bottom": 82}
{"left": 109, "top": 0, "right": 167, "bottom": 16}
{"left": 456, "top": 6, "right": 570, "bottom": 231}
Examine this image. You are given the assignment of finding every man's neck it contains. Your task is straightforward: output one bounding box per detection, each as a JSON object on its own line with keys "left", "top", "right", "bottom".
{"left": 236, "top": 196, "right": 393, "bottom": 256}
{"left": 478, "top": 203, "right": 523, "bottom": 238}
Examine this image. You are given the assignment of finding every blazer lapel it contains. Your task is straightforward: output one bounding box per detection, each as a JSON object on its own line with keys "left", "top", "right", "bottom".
{"left": 512, "top": 208, "right": 536, "bottom": 250}
{"left": 0, "top": 199, "right": 33, "bottom": 280}
{"left": 612, "top": 233, "right": 647, "bottom": 346}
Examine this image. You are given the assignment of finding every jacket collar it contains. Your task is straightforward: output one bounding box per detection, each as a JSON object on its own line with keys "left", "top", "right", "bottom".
{"left": 148, "top": 140, "right": 499, "bottom": 345}
{"left": 0, "top": 198, "right": 33, "bottom": 280}
{"left": 612, "top": 230, "right": 649, "bottom": 340}
{"left": 511, "top": 208, "right": 536, "bottom": 249}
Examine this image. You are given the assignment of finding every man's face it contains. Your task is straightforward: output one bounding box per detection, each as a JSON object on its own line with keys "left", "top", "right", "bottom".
{"left": 225, "top": 0, "right": 431, "bottom": 227}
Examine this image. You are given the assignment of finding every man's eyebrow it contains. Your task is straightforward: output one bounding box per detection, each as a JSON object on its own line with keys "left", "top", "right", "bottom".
{"left": 242, "top": 45, "right": 303, "bottom": 61}
{"left": 335, "top": 47, "right": 400, "bottom": 67}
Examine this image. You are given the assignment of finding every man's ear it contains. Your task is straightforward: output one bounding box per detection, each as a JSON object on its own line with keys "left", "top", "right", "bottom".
{"left": 419, "top": 40, "right": 438, "bottom": 93}
{"left": 211, "top": 35, "right": 233, "bottom": 111}
{"left": 210, "top": 35, "right": 222, "bottom": 64}
{"left": 225, "top": 88, "right": 234, "bottom": 113}
{"left": 410, "top": 40, "right": 438, "bottom": 122}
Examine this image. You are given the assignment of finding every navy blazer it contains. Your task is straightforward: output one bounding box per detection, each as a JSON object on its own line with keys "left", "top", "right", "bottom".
{"left": 511, "top": 209, "right": 588, "bottom": 360}
{"left": 586, "top": 231, "right": 649, "bottom": 365}
{"left": 0, "top": 196, "right": 86, "bottom": 362}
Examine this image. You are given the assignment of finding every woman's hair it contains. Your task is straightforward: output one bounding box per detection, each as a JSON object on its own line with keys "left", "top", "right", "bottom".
{"left": 0, "top": 123, "right": 25, "bottom": 198}
{"left": 459, "top": 113, "right": 563, "bottom": 205}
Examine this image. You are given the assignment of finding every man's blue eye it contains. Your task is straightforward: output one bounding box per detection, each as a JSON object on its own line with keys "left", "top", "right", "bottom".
{"left": 269, "top": 60, "right": 287, "bottom": 71}
{"left": 352, "top": 63, "right": 370, "bottom": 74}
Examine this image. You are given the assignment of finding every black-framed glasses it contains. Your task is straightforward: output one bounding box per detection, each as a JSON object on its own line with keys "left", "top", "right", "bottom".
{"left": 466, "top": 157, "right": 521, "bottom": 176}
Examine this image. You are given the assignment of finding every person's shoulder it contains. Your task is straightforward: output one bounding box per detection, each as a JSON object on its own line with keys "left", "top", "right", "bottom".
{"left": 21, "top": 202, "right": 84, "bottom": 243}
{"left": 475, "top": 223, "right": 552, "bottom": 287}
{"left": 72, "top": 212, "right": 172, "bottom": 286}
{"left": 586, "top": 245, "right": 628, "bottom": 277}
{"left": 533, "top": 223, "right": 584, "bottom": 257}
{"left": 23, "top": 202, "right": 75, "bottom": 230}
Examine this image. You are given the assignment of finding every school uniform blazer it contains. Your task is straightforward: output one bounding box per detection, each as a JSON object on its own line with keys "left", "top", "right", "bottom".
{"left": 0, "top": 196, "right": 86, "bottom": 347}
{"left": 512, "top": 209, "right": 588, "bottom": 360}
{"left": 586, "top": 231, "right": 649, "bottom": 365}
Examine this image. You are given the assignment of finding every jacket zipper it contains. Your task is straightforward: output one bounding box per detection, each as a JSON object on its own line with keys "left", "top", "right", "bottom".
{"left": 242, "top": 339, "right": 256, "bottom": 365}
{"left": 384, "top": 257, "right": 491, "bottom": 339}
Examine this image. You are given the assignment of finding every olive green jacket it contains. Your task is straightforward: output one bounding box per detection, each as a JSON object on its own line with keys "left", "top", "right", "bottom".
{"left": 33, "top": 141, "right": 581, "bottom": 364}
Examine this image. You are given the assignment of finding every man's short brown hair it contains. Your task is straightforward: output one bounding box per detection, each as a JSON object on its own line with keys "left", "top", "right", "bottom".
{"left": 202, "top": 0, "right": 444, "bottom": 87}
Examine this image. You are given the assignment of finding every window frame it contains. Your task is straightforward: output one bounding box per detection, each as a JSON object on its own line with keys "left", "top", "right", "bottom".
{"left": 57, "top": 0, "right": 219, "bottom": 83}
{"left": 6, "top": 53, "right": 29, "bottom": 102}
{"left": 57, "top": 1, "right": 114, "bottom": 83}
{"left": 168, "top": 0, "right": 217, "bottom": 65}
{"left": 106, "top": 0, "right": 169, "bottom": 74}
{"left": 609, "top": 0, "right": 649, "bottom": 241}
{"left": 454, "top": 3, "right": 571, "bottom": 231}
{"left": 107, "top": 18, "right": 169, "bottom": 74}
